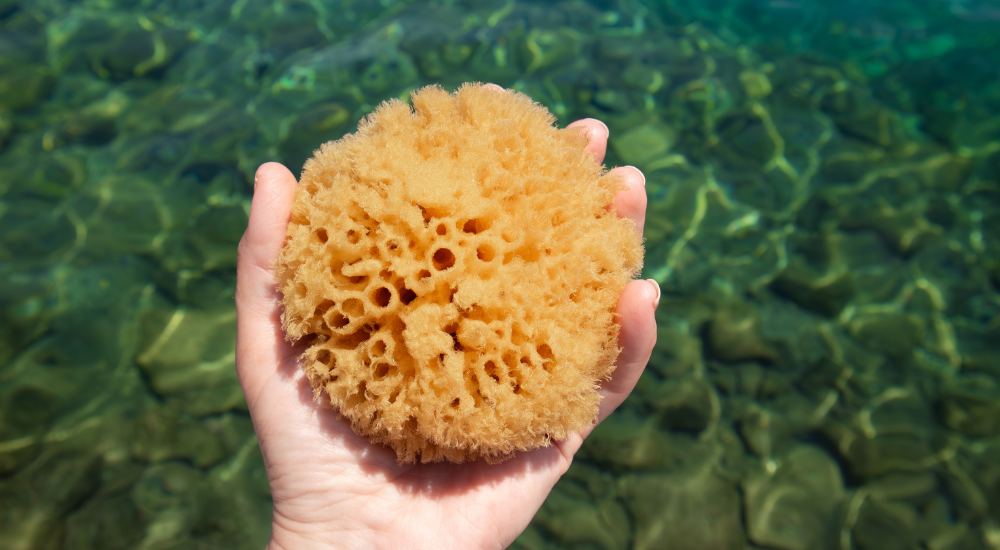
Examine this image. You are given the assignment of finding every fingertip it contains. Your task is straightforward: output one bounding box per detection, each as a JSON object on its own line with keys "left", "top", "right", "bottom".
{"left": 567, "top": 118, "right": 609, "bottom": 163}
{"left": 616, "top": 279, "right": 658, "bottom": 363}
{"left": 482, "top": 83, "right": 504, "bottom": 92}
{"left": 619, "top": 278, "right": 659, "bottom": 318}
{"left": 622, "top": 165, "right": 645, "bottom": 187}
{"left": 609, "top": 166, "right": 648, "bottom": 235}
{"left": 567, "top": 118, "right": 609, "bottom": 141}
{"left": 241, "top": 162, "right": 297, "bottom": 271}
{"left": 592, "top": 118, "right": 609, "bottom": 139}
{"left": 254, "top": 162, "right": 296, "bottom": 191}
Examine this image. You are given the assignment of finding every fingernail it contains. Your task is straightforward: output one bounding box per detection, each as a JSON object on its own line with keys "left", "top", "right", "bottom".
{"left": 595, "top": 119, "right": 609, "bottom": 137}
{"left": 646, "top": 279, "right": 660, "bottom": 309}
{"left": 625, "top": 166, "right": 646, "bottom": 187}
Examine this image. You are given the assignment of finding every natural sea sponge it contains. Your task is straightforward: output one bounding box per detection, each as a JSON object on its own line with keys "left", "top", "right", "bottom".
{"left": 276, "top": 83, "right": 643, "bottom": 463}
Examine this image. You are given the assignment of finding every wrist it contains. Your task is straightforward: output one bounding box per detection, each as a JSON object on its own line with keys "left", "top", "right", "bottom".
{"left": 268, "top": 512, "right": 373, "bottom": 550}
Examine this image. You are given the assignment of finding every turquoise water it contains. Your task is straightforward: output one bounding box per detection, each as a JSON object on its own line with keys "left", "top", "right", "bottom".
{"left": 1, "top": 0, "right": 999, "bottom": 548}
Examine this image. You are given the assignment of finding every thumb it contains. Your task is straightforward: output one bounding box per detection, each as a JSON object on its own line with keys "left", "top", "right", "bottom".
{"left": 235, "top": 162, "right": 298, "bottom": 395}
{"left": 236, "top": 162, "right": 298, "bottom": 304}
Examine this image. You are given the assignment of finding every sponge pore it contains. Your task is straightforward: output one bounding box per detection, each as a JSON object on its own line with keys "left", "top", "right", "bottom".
{"left": 276, "top": 83, "right": 643, "bottom": 463}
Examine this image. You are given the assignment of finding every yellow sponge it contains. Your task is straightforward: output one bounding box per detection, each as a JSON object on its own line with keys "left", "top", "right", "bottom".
{"left": 276, "top": 83, "right": 643, "bottom": 463}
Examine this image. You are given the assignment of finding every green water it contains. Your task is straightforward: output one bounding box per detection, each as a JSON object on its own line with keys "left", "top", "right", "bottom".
{"left": 1, "top": 0, "right": 999, "bottom": 548}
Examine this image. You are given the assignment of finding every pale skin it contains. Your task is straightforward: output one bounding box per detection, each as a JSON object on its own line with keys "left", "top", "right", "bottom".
{"left": 235, "top": 100, "right": 659, "bottom": 550}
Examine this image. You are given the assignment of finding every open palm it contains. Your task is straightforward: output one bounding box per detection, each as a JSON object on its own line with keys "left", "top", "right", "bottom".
{"left": 235, "top": 117, "right": 658, "bottom": 550}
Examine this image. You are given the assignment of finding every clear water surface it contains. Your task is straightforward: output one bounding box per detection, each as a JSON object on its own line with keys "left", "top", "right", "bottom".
{"left": 1, "top": 0, "right": 999, "bottom": 548}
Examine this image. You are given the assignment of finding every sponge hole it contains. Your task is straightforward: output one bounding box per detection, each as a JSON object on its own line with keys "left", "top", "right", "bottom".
{"left": 537, "top": 344, "right": 554, "bottom": 361}
{"left": 326, "top": 311, "right": 350, "bottom": 329}
{"left": 314, "top": 300, "right": 335, "bottom": 317}
{"left": 436, "top": 223, "right": 447, "bottom": 235}
{"left": 462, "top": 218, "right": 490, "bottom": 234}
{"left": 418, "top": 269, "right": 431, "bottom": 279}
{"left": 432, "top": 248, "right": 455, "bottom": 270}
{"left": 315, "top": 228, "right": 329, "bottom": 243}
{"left": 373, "top": 363, "right": 392, "bottom": 379}
{"left": 347, "top": 229, "right": 360, "bottom": 244}
{"left": 371, "top": 340, "right": 387, "bottom": 357}
{"left": 484, "top": 360, "right": 500, "bottom": 383}
{"left": 316, "top": 349, "right": 333, "bottom": 366}
{"left": 373, "top": 287, "right": 392, "bottom": 308}
{"left": 399, "top": 285, "right": 417, "bottom": 305}
{"left": 476, "top": 244, "right": 495, "bottom": 262}
{"left": 511, "top": 324, "right": 528, "bottom": 345}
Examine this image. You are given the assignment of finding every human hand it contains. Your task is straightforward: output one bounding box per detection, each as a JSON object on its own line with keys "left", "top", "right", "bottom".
{"left": 235, "top": 116, "right": 659, "bottom": 550}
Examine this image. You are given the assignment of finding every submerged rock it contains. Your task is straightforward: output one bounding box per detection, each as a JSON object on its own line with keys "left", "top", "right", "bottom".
{"left": 619, "top": 470, "right": 743, "bottom": 550}
{"left": 743, "top": 446, "right": 845, "bottom": 550}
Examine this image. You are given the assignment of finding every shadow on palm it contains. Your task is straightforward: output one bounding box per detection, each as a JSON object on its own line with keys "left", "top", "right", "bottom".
{"left": 272, "top": 317, "right": 569, "bottom": 499}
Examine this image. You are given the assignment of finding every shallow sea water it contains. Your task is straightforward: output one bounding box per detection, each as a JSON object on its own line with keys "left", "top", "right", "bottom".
{"left": 1, "top": 0, "right": 999, "bottom": 548}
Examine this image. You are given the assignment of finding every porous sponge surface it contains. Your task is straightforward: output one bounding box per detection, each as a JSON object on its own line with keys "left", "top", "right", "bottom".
{"left": 276, "top": 83, "right": 643, "bottom": 463}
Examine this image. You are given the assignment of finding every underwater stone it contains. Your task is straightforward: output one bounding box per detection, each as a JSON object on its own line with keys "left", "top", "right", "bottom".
{"left": 647, "top": 327, "right": 702, "bottom": 378}
{"left": 866, "top": 472, "right": 938, "bottom": 502}
{"left": 739, "top": 405, "right": 787, "bottom": 458}
{"left": 101, "top": 28, "right": 190, "bottom": 80}
{"left": 581, "top": 414, "right": 715, "bottom": 473}
{"left": 84, "top": 177, "right": 169, "bottom": 255}
{"left": 843, "top": 207, "right": 942, "bottom": 255}
{"left": 532, "top": 486, "right": 629, "bottom": 550}
{"left": 592, "top": 88, "right": 632, "bottom": 113}
{"left": 0, "top": 450, "right": 103, "bottom": 549}
{"left": 623, "top": 63, "right": 667, "bottom": 94}
{"left": 619, "top": 470, "right": 743, "bottom": 550}
{"left": 518, "top": 28, "right": 583, "bottom": 73}
{"left": 279, "top": 102, "right": 352, "bottom": 170}
{"left": 772, "top": 264, "right": 854, "bottom": 317}
{"left": 849, "top": 312, "right": 925, "bottom": 359}
{"left": 166, "top": 385, "right": 248, "bottom": 418}
{"left": 645, "top": 377, "right": 717, "bottom": 434}
{"left": 739, "top": 69, "right": 772, "bottom": 98}
{"left": 939, "top": 375, "right": 1000, "bottom": 437}
{"left": 744, "top": 446, "right": 844, "bottom": 550}
{"left": 0, "top": 65, "right": 55, "bottom": 110}
{"left": 823, "top": 422, "right": 936, "bottom": 480}
{"left": 196, "top": 443, "right": 273, "bottom": 548}
{"left": 186, "top": 204, "right": 247, "bottom": 271}
{"left": 0, "top": 195, "right": 78, "bottom": 261}
{"left": 129, "top": 408, "right": 227, "bottom": 468}
{"left": 610, "top": 121, "right": 676, "bottom": 166}
{"left": 716, "top": 115, "right": 779, "bottom": 168}
{"left": 708, "top": 302, "right": 777, "bottom": 362}
{"left": 137, "top": 307, "right": 238, "bottom": 397}
{"left": 597, "top": 36, "right": 635, "bottom": 61}
{"left": 63, "top": 464, "right": 145, "bottom": 550}
{"left": 0, "top": 387, "right": 53, "bottom": 475}
{"left": 359, "top": 49, "right": 418, "bottom": 94}
{"left": 852, "top": 499, "right": 921, "bottom": 550}
{"left": 0, "top": 109, "right": 11, "bottom": 151}
{"left": 52, "top": 113, "right": 117, "bottom": 147}
{"left": 130, "top": 461, "right": 204, "bottom": 546}
{"left": 580, "top": 416, "right": 676, "bottom": 472}
{"left": 415, "top": 50, "right": 447, "bottom": 78}
{"left": 187, "top": 109, "right": 257, "bottom": 164}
